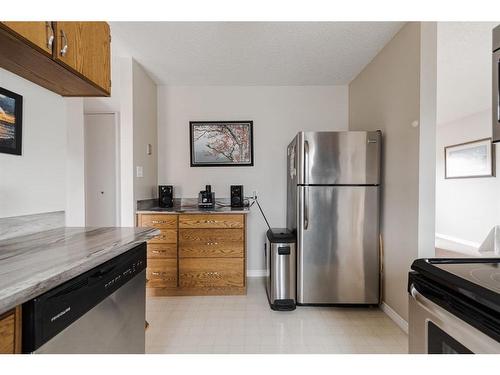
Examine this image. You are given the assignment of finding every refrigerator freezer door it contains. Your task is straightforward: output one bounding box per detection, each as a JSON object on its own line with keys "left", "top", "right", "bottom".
{"left": 296, "top": 131, "right": 381, "bottom": 185}
{"left": 297, "top": 185, "right": 380, "bottom": 304}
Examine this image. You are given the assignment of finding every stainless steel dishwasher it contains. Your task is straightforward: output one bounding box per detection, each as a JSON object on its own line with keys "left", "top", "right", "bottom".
{"left": 22, "top": 243, "right": 147, "bottom": 354}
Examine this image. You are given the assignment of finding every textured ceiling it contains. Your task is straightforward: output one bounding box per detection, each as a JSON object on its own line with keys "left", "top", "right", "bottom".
{"left": 110, "top": 22, "right": 404, "bottom": 85}
{"left": 437, "top": 22, "right": 499, "bottom": 125}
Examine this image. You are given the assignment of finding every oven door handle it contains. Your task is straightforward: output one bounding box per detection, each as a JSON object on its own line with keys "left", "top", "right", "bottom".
{"left": 410, "top": 284, "right": 450, "bottom": 322}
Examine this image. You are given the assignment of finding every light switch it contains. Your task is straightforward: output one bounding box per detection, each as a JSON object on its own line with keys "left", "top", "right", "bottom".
{"left": 136, "top": 166, "right": 143, "bottom": 178}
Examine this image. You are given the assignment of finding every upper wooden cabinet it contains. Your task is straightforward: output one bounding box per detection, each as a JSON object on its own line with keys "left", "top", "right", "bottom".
{"left": 1, "top": 22, "right": 54, "bottom": 55}
{"left": 0, "top": 21, "right": 110, "bottom": 97}
{"left": 54, "top": 22, "right": 111, "bottom": 94}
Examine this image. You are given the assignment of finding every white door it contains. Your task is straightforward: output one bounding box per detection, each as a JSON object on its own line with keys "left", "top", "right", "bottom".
{"left": 84, "top": 113, "right": 118, "bottom": 226}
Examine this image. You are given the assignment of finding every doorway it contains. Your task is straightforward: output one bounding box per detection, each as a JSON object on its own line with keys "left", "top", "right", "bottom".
{"left": 84, "top": 113, "right": 120, "bottom": 226}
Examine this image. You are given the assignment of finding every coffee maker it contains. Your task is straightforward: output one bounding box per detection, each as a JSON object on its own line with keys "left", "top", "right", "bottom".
{"left": 198, "top": 185, "right": 215, "bottom": 208}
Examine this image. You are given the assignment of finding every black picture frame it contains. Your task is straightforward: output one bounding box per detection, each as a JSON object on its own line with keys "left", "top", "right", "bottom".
{"left": 189, "top": 121, "right": 254, "bottom": 167}
{"left": 0, "top": 87, "right": 23, "bottom": 156}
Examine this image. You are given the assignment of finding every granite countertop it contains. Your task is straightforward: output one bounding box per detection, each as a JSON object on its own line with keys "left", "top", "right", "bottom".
{"left": 0, "top": 226, "right": 159, "bottom": 315}
{"left": 136, "top": 198, "right": 251, "bottom": 214}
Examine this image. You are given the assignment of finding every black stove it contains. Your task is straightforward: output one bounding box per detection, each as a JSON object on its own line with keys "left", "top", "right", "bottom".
{"left": 409, "top": 258, "right": 500, "bottom": 351}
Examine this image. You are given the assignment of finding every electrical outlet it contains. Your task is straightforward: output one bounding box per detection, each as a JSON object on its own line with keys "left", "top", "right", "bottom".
{"left": 136, "top": 166, "right": 143, "bottom": 178}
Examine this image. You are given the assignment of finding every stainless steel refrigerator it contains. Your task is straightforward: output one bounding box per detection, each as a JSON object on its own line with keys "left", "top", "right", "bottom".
{"left": 287, "top": 131, "right": 381, "bottom": 305}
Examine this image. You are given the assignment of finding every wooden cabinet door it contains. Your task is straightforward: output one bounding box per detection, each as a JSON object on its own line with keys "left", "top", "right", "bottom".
{"left": 54, "top": 22, "right": 111, "bottom": 94}
{"left": 1, "top": 22, "right": 54, "bottom": 55}
{"left": 0, "top": 307, "right": 21, "bottom": 354}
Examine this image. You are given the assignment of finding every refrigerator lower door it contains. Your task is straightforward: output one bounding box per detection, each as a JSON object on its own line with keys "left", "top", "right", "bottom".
{"left": 297, "top": 185, "right": 380, "bottom": 304}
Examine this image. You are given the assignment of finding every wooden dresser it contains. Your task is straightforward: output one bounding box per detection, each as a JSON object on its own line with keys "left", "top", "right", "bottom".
{"left": 137, "top": 212, "right": 247, "bottom": 296}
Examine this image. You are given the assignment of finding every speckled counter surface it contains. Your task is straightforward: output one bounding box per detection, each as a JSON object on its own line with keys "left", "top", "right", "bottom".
{"left": 136, "top": 198, "right": 250, "bottom": 214}
{"left": 0, "top": 227, "right": 159, "bottom": 315}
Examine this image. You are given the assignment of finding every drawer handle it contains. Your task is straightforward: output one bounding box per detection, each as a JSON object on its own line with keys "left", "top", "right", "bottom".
{"left": 152, "top": 220, "right": 169, "bottom": 224}
{"left": 152, "top": 250, "right": 165, "bottom": 254}
{"left": 156, "top": 235, "right": 167, "bottom": 240}
{"left": 205, "top": 271, "right": 221, "bottom": 279}
{"left": 205, "top": 242, "right": 219, "bottom": 246}
{"left": 151, "top": 271, "right": 167, "bottom": 277}
{"left": 204, "top": 220, "right": 217, "bottom": 224}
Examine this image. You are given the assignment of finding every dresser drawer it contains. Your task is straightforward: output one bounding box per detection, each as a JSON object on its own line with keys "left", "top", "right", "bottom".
{"left": 179, "top": 258, "right": 244, "bottom": 288}
{"left": 178, "top": 214, "right": 244, "bottom": 229}
{"left": 179, "top": 229, "right": 244, "bottom": 258}
{"left": 140, "top": 214, "right": 177, "bottom": 229}
{"left": 148, "top": 229, "right": 177, "bottom": 244}
{"left": 146, "top": 259, "right": 177, "bottom": 288}
{"left": 147, "top": 243, "right": 177, "bottom": 259}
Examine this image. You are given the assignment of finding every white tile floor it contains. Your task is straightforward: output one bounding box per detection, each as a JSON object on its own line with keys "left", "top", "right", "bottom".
{"left": 146, "top": 278, "right": 408, "bottom": 354}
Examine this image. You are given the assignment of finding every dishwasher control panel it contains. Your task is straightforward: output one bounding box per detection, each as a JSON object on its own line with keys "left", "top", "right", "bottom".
{"left": 104, "top": 259, "right": 144, "bottom": 289}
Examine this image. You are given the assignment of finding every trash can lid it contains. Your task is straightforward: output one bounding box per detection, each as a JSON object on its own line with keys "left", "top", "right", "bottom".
{"left": 266, "top": 228, "right": 295, "bottom": 243}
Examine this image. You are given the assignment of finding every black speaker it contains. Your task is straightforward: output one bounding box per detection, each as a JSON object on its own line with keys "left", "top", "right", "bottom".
{"left": 230, "top": 185, "right": 244, "bottom": 208}
{"left": 158, "top": 185, "right": 173, "bottom": 208}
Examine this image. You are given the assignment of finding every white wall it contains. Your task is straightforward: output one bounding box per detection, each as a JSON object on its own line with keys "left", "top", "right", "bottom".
{"left": 158, "top": 85, "right": 348, "bottom": 273}
{"left": 436, "top": 110, "right": 499, "bottom": 248}
{"left": 435, "top": 22, "right": 499, "bottom": 251}
{"left": 65, "top": 98, "right": 86, "bottom": 226}
{"left": 418, "top": 22, "right": 437, "bottom": 259}
{"left": 349, "top": 23, "right": 422, "bottom": 322}
{"left": 84, "top": 57, "right": 157, "bottom": 226}
{"left": 132, "top": 61, "right": 158, "bottom": 202}
{"left": 0, "top": 68, "right": 66, "bottom": 218}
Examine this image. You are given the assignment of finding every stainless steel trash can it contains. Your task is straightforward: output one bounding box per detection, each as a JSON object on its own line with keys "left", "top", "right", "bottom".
{"left": 265, "top": 228, "right": 296, "bottom": 311}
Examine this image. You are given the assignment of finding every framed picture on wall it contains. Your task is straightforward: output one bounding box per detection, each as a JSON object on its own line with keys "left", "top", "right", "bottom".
{"left": 189, "top": 121, "right": 254, "bottom": 167}
{"left": 0, "top": 87, "right": 23, "bottom": 156}
{"left": 444, "top": 138, "right": 495, "bottom": 179}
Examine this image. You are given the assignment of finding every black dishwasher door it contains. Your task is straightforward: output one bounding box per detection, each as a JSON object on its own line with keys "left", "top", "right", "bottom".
{"left": 22, "top": 243, "right": 146, "bottom": 353}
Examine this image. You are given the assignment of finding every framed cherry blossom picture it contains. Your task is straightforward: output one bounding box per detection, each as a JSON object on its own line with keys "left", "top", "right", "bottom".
{"left": 190, "top": 121, "right": 254, "bottom": 167}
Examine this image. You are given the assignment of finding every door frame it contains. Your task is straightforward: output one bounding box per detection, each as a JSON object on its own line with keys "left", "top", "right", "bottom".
{"left": 83, "top": 111, "right": 121, "bottom": 226}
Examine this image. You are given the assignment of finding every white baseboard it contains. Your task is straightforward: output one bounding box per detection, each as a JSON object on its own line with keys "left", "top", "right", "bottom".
{"left": 247, "top": 269, "right": 267, "bottom": 277}
{"left": 435, "top": 233, "right": 480, "bottom": 249}
{"left": 381, "top": 302, "right": 408, "bottom": 334}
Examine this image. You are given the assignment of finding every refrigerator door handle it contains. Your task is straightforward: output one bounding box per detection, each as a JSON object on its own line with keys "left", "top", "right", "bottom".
{"left": 304, "top": 140, "right": 309, "bottom": 185}
{"left": 303, "top": 186, "right": 309, "bottom": 230}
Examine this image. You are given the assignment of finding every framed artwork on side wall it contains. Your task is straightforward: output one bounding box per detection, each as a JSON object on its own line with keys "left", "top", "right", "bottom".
{"left": 0, "top": 87, "right": 23, "bottom": 156}
{"left": 444, "top": 138, "right": 495, "bottom": 179}
{"left": 189, "top": 121, "right": 254, "bottom": 167}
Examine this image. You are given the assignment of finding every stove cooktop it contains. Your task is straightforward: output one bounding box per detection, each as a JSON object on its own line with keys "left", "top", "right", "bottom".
{"left": 435, "top": 262, "right": 500, "bottom": 294}
{"left": 410, "top": 257, "right": 500, "bottom": 345}
{"left": 410, "top": 258, "right": 500, "bottom": 314}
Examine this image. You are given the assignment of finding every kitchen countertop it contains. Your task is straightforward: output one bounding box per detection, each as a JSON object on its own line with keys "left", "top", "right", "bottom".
{"left": 136, "top": 198, "right": 251, "bottom": 214}
{"left": 0, "top": 226, "right": 159, "bottom": 315}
